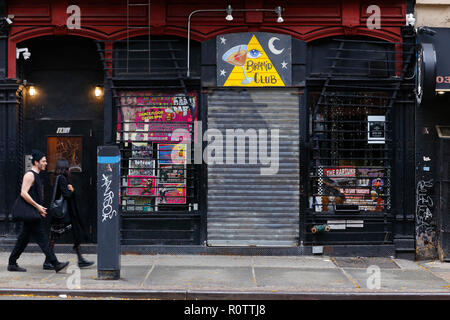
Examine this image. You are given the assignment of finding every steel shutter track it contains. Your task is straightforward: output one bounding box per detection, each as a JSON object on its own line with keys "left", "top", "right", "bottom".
{"left": 207, "top": 89, "right": 300, "bottom": 246}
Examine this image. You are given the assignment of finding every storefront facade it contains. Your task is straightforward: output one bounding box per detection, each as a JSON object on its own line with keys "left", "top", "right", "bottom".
{"left": 0, "top": 0, "right": 417, "bottom": 258}
{"left": 415, "top": 0, "right": 450, "bottom": 261}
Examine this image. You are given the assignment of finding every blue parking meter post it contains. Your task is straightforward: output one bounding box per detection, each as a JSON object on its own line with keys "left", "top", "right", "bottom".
{"left": 97, "top": 146, "right": 121, "bottom": 280}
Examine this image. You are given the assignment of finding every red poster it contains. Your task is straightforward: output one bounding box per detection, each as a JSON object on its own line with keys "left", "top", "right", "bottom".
{"left": 126, "top": 176, "right": 156, "bottom": 196}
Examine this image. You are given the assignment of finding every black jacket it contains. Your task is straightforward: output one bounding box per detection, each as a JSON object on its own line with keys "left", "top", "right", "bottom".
{"left": 52, "top": 175, "right": 87, "bottom": 243}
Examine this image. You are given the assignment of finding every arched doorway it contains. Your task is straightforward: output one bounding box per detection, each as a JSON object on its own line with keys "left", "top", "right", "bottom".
{"left": 18, "top": 35, "right": 104, "bottom": 243}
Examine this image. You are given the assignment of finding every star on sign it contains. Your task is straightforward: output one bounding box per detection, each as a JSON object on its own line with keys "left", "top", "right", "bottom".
{"left": 281, "top": 61, "right": 288, "bottom": 69}
{"left": 220, "top": 69, "right": 227, "bottom": 76}
{"left": 220, "top": 37, "right": 227, "bottom": 45}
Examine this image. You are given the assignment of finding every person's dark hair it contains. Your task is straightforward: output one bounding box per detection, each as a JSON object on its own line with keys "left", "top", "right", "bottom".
{"left": 55, "top": 159, "right": 70, "bottom": 177}
{"left": 31, "top": 149, "right": 45, "bottom": 166}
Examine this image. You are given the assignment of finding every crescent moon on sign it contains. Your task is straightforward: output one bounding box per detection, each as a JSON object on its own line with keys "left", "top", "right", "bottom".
{"left": 268, "top": 37, "right": 284, "bottom": 55}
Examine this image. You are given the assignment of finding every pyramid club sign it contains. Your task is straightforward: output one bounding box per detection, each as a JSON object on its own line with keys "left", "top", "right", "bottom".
{"left": 217, "top": 33, "right": 291, "bottom": 87}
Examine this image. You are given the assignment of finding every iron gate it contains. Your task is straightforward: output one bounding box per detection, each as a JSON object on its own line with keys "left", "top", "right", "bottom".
{"left": 305, "top": 37, "right": 416, "bottom": 246}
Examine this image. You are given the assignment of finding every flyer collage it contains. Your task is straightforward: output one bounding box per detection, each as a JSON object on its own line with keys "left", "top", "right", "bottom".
{"left": 119, "top": 92, "right": 196, "bottom": 213}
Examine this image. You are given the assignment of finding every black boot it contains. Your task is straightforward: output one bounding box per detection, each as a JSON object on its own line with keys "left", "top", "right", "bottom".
{"left": 43, "top": 239, "right": 55, "bottom": 270}
{"left": 7, "top": 263, "right": 27, "bottom": 272}
{"left": 75, "top": 246, "right": 94, "bottom": 268}
{"left": 53, "top": 261, "right": 69, "bottom": 273}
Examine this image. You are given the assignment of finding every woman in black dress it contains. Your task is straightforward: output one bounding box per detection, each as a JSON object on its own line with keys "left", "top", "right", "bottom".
{"left": 43, "top": 159, "right": 94, "bottom": 269}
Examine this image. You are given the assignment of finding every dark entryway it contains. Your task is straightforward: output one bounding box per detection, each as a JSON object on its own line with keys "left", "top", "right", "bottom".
{"left": 25, "top": 120, "right": 99, "bottom": 243}
{"left": 15, "top": 35, "right": 104, "bottom": 241}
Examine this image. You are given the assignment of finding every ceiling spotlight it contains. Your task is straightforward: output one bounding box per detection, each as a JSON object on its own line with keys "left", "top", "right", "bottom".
{"left": 275, "top": 6, "right": 284, "bottom": 23}
{"left": 225, "top": 5, "right": 233, "bottom": 21}
{"left": 438, "top": 91, "right": 445, "bottom": 95}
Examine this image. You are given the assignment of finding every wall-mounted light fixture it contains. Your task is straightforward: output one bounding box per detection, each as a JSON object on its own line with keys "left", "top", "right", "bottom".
{"left": 437, "top": 91, "right": 446, "bottom": 95}
{"left": 187, "top": 5, "right": 285, "bottom": 77}
{"left": 28, "top": 86, "right": 36, "bottom": 96}
{"left": 225, "top": 5, "right": 233, "bottom": 21}
{"left": 94, "top": 86, "right": 103, "bottom": 97}
{"left": 94, "top": 86, "right": 103, "bottom": 98}
{"left": 275, "top": 6, "right": 284, "bottom": 23}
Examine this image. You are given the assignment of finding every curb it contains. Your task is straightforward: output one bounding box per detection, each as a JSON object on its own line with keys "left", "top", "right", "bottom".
{"left": 1, "top": 289, "right": 450, "bottom": 300}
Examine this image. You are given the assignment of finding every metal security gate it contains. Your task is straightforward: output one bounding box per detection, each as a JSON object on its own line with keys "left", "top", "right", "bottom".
{"left": 207, "top": 88, "right": 300, "bottom": 246}
{"left": 305, "top": 37, "right": 416, "bottom": 246}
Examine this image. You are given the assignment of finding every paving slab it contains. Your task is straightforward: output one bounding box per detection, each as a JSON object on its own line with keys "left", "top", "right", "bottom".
{"left": 156, "top": 255, "right": 252, "bottom": 267}
{"left": 143, "top": 266, "right": 256, "bottom": 291}
{"left": 253, "top": 256, "right": 336, "bottom": 269}
{"left": 341, "top": 268, "right": 450, "bottom": 292}
{"left": 254, "top": 267, "right": 355, "bottom": 291}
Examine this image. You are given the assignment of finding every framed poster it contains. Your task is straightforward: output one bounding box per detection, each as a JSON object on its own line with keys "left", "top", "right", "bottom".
{"left": 367, "top": 115, "right": 386, "bottom": 144}
{"left": 157, "top": 183, "right": 186, "bottom": 204}
{"left": 128, "top": 159, "right": 155, "bottom": 176}
{"left": 316, "top": 167, "right": 385, "bottom": 212}
{"left": 117, "top": 92, "right": 197, "bottom": 143}
{"left": 126, "top": 176, "right": 156, "bottom": 196}
{"left": 158, "top": 164, "right": 185, "bottom": 183}
{"left": 158, "top": 144, "right": 187, "bottom": 164}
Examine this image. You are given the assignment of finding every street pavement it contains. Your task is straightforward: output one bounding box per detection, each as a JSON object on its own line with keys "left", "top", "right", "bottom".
{"left": 0, "top": 252, "right": 450, "bottom": 299}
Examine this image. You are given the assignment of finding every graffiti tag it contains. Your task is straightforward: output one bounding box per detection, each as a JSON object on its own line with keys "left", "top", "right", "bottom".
{"left": 416, "top": 179, "right": 434, "bottom": 243}
{"left": 101, "top": 173, "right": 117, "bottom": 223}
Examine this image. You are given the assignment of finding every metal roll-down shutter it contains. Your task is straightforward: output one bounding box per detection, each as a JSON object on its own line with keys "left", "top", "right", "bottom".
{"left": 207, "top": 88, "right": 300, "bottom": 246}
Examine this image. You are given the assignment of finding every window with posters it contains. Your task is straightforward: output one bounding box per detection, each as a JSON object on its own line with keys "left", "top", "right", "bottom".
{"left": 309, "top": 91, "right": 391, "bottom": 214}
{"left": 117, "top": 91, "right": 198, "bottom": 214}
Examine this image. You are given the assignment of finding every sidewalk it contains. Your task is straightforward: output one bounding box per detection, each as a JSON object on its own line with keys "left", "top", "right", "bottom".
{"left": 1, "top": 252, "right": 450, "bottom": 299}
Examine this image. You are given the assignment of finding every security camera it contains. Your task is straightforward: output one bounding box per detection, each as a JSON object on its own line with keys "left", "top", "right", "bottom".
{"left": 16, "top": 48, "right": 31, "bottom": 60}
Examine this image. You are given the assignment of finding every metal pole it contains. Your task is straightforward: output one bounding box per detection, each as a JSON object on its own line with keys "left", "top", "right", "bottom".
{"left": 187, "top": 9, "right": 225, "bottom": 78}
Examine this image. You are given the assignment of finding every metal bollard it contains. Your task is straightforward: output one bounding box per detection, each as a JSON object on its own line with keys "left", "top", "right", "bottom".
{"left": 97, "top": 146, "right": 121, "bottom": 280}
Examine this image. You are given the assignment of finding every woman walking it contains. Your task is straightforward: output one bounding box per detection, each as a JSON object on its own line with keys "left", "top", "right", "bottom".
{"left": 43, "top": 159, "right": 94, "bottom": 270}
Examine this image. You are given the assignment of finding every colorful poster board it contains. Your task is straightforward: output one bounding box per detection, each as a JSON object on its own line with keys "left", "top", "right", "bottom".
{"left": 317, "top": 167, "right": 386, "bottom": 212}
{"left": 157, "top": 183, "right": 186, "bottom": 204}
{"left": 158, "top": 144, "right": 187, "bottom": 164}
{"left": 126, "top": 176, "right": 156, "bottom": 196}
{"left": 158, "top": 164, "right": 185, "bottom": 183}
{"left": 117, "top": 92, "right": 197, "bottom": 143}
{"left": 129, "top": 159, "right": 155, "bottom": 176}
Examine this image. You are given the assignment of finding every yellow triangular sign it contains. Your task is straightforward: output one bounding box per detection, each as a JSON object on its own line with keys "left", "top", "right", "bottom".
{"left": 224, "top": 35, "right": 285, "bottom": 87}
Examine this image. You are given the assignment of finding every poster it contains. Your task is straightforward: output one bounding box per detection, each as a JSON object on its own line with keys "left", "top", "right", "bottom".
{"left": 158, "top": 144, "right": 187, "bottom": 164}
{"left": 117, "top": 91, "right": 197, "bottom": 143}
{"left": 123, "top": 198, "right": 153, "bottom": 212}
{"left": 317, "top": 167, "right": 385, "bottom": 212}
{"left": 126, "top": 176, "right": 156, "bottom": 196}
{"left": 131, "top": 144, "right": 153, "bottom": 158}
{"left": 128, "top": 159, "right": 155, "bottom": 176}
{"left": 367, "top": 115, "right": 386, "bottom": 144}
{"left": 157, "top": 183, "right": 186, "bottom": 204}
{"left": 158, "top": 164, "right": 185, "bottom": 183}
